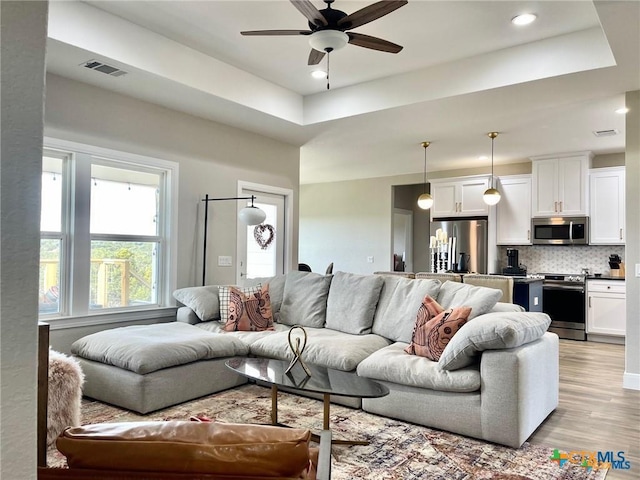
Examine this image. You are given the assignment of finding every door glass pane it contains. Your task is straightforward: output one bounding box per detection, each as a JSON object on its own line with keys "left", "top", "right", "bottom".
{"left": 90, "top": 241, "right": 157, "bottom": 309}
{"left": 41, "top": 156, "right": 63, "bottom": 232}
{"left": 246, "top": 202, "right": 277, "bottom": 278}
{"left": 39, "top": 239, "right": 61, "bottom": 315}
{"left": 90, "top": 165, "right": 160, "bottom": 235}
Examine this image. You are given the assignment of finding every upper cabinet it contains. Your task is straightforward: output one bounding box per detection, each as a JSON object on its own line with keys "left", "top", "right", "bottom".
{"left": 496, "top": 175, "right": 532, "bottom": 245}
{"left": 590, "top": 167, "right": 625, "bottom": 244}
{"left": 531, "top": 152, "right": 592, "bottom": 217}
{"left": 431, "top": 176, "right": 490, "bottom": 217}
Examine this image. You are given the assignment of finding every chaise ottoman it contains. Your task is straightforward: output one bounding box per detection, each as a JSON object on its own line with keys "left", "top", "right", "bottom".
{"left": 71, "top": 322, "right": 249, "bottom": 413}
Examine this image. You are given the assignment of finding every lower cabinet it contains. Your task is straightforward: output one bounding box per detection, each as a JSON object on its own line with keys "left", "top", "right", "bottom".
{"left": 586, "top": 280, "right": 626, "bottom": 337}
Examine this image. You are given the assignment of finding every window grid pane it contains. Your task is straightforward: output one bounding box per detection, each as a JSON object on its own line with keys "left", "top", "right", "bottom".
{"left": 39, "top": 238, "right": 61, "bottom": 315}
{"left": 89, "top": 240, "right": 158, "bottom": 309}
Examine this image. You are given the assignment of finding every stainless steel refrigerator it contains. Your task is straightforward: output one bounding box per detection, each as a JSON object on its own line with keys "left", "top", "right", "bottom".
{"left": 430, "top": 218, "right": 488, "bottom": 274}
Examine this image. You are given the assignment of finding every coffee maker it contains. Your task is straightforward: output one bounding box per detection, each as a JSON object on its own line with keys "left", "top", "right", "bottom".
{"left": 502, "top": 248, "right": 526, "bottom": 276}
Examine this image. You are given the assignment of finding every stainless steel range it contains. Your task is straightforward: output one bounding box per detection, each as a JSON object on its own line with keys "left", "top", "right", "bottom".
{"left": 535, "top": 273, "right": 587, "bottom": 340}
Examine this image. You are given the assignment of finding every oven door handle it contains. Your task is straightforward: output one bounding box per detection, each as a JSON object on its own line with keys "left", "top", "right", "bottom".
{"left": 543, "top": 285, "right": 585, "bottom": 292}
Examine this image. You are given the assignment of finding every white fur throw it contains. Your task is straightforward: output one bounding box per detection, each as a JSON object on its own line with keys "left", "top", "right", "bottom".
{"left": 47, "top": 350, "right": 84, "bottom": 446}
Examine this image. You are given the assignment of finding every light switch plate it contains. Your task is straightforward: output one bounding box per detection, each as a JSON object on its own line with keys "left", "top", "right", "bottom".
{"left": 367, "top": 256, "right": 374, "bottom": 263}
{"left": 218, "top": 255, "right": 232, "bottom": 267}
{"left": 636, "top": 263, "right": 640, "bottom": 278}
{"left": 534, "top": 297, "right": 539, "bottom": 306}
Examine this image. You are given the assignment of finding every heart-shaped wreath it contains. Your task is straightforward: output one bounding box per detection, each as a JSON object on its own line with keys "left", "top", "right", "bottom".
{"left": 254, "top": 224, "right": 275, "bottom": 250}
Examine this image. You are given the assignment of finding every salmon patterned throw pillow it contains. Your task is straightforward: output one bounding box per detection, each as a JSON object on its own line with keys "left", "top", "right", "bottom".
{"left": 224, "top": 284, "right": 275, "bottom": 332}
{"left": 405, "top": 295, "right": 471, "bottom": 361}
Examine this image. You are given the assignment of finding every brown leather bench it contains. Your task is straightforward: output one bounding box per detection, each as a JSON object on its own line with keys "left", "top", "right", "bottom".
{"left": 40, "top": 421, "right": 331, "bottom": 480}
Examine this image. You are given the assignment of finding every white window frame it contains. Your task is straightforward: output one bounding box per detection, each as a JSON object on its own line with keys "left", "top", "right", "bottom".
{"left": 42, "top": 138, "right": 179, "bottom": 329}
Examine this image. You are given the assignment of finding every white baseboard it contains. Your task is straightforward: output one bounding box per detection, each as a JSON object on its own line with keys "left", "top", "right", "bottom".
{"left": 623, "top": 372, "right": 640, "bottom": 390}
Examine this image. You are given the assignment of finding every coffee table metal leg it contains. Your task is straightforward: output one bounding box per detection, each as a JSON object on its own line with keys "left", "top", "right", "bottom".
{"left": 271, "top": 384, "right": 278, "bottom": 425}
{"left": 321, "top": 393, "right": 368, "bottom": 446}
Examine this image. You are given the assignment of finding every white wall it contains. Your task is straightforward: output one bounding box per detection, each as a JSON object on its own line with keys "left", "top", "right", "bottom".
{"left": 624, "top": 90, "right": 639, "bottom": 389}
{"left": 44, "top": 74, "right": 300, "bottom": 289}
{"left": 0, "top": 1, "right": 48, "bottom": 478}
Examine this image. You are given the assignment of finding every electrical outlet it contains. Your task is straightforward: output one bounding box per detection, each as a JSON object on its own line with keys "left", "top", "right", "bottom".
{"left": 367, "top": 256, "right": 374, "bottom": 263}
{"left": 218, "top": 255, "right": 232, "bottom": 267}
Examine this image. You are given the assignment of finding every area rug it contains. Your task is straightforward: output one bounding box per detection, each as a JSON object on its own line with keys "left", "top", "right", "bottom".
{"left": 48, "top": 384, "right": 607, "bottom": 480}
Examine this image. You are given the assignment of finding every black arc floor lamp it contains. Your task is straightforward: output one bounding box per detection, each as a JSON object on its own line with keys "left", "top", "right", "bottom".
{"left": 201, "top": 194, "right": 266, "bottom": 285}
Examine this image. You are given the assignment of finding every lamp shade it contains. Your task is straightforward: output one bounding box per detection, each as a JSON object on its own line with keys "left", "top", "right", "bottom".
{"left": 417, "top": 193, "right": 433, "bottom": 210}
{"left": 238, "top": 206, "right": 266, "bottom": 225}
{"left": 482, "top": 188, "right": 501, "bottom": 205}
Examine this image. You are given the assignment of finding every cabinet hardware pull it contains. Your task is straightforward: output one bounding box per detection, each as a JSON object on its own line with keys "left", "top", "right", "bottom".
{"left": 559, "top": 201, "right": 563, "bottom": 212}
{"left": 554, "top": 201, "right": 558, "bottom": 212}
{"left": 527, "top": 230, "right": 530, "bottom": 240}
{"left": 588, "top": 296, "right": 591, "bottom": 308}
{"left": 620, "top": 228, "right": 623, "bottom": 240}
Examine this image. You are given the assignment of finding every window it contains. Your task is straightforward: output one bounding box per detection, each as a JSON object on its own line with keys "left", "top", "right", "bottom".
{"left": 39, "top": 140, "right": 178, "bottom": 322}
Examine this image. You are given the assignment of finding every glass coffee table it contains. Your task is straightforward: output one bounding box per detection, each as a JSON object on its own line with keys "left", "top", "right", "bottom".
{"left": 226, "top": 357, "right": 389, "bottom": 446}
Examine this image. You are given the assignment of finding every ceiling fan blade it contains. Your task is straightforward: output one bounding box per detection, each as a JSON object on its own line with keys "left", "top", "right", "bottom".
{"left": 241, "top": 30, "right": 312, "bottom": 36}
{"left": 338, "top": 0, "right": 407, "bottom": 30}
{"left": 290, "top": 0, "right": 328, "bottom": 27}
{"left": 308, "top": 49, "right": 326, "bottom": 65}
{"left": 347, "top": 32, "right": 403, "bottom": 53}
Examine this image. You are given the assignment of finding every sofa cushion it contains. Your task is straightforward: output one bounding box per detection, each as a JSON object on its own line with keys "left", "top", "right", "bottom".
{"left": 71, "top": 323, "right": 248, "bottom": 374}
{"left": 279, "top": 271, "right": 332, "bottom": 328}
{"left": 197, "top": 320, "right": 289, "bottom": 346}
{"left": 372, "top": 276, "right": 442, "bottom": 343}
{"left": 436, "top": 281, "right": 502, "bottom": 319}
{"left": 405, "top": 295, "right": 471, "bottom": 361}
{"left": 325, "top": 271, "right": 384, "bottom": 335}
{"left": 173, "top": 285, "right": 221, "bottom": 322}
{"left": 357, "top": 343, "right": 480, "bottom": 393}
{"left": 223, "top": 284, "right": 274, "bottom": 332}
{"left": 56, "top": 421, "right": 313, "bottom": 477}
{"left": 249, "top": 327, "right": 390, "bottom": 372}
{"left": 438, "top": 311, "right": 552, "bottom": 371}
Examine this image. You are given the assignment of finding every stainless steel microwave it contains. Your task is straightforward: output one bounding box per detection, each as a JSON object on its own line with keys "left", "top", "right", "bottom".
{"left": 531, "top": 217, "right": 589, "bottom": 245}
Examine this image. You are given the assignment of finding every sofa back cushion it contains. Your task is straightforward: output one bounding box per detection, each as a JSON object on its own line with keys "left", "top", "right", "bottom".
{"left": 325, "top": 272, "right": 384, "bottom": 335}
{"left": 279, "top": 271, "right": 332, "bottom": 328}
{"left": 436, "top": 281, "right": 502, "bottom": 320}
{"left": 56, "top": 421, "right": 313, "bottom": 477}
{"left": 438, "top": 311, "right": 552, "bottom": 370}
{"left": 372, "top": 276, "right": 441, "bottom": 343}
{"left": 173, "top": 285, "right": 221, "bottom": 322}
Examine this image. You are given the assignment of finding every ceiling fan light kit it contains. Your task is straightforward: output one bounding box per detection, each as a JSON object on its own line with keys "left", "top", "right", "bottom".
{"left": 309, "top": 29, "right": 349, "bottom": 52}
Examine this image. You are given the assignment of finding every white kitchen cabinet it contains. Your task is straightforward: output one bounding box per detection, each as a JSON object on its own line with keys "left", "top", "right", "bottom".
{"left": 431, "top": 177, "right": 490, "bottom": 217}
{"left": 496, "top": 175, "right": 532, "bottom": 245}
{"left": 587, "top": 280, "right": 626, "bottom": 336}
{"left": 531, "top": 153, "right": 592, "bottom": 217}
{"left": 590, "top": 167, "right": 625, "bottom": 244}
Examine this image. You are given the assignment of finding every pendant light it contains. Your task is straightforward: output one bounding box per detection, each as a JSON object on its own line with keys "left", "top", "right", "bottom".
{"left": 483, "top": 132, "right": 501, "bottom": 205}
{"left": 417, "top": 141, "right": 433, "bottom": 209}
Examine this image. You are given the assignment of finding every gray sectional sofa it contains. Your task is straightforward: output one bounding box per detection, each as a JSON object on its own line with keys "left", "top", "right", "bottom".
{"left": 72, "top": 270, "right": 559, "bottom": 448}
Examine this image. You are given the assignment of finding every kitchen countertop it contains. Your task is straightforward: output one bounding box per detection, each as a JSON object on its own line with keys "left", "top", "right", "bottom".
{"left": 587, "top": 275, "right": 626, "bottom": 281}
{"left": 487, "top": 275, "right": 542, "bottom": 284}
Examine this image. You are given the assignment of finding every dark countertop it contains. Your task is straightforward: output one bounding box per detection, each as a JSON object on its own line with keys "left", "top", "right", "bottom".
{"left": 587, "top": 275, "right": 626, "bottom": 281}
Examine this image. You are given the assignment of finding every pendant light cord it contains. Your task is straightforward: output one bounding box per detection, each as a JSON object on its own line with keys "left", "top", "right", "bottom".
{"left": 423, "top": 145, "right": 427, "bottom": 193}
{"left": 490, "top": 135, "right": 494, "bottom": 188}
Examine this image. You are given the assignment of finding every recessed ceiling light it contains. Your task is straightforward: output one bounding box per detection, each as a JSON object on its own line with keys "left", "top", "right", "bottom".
{"left": 311, "top": 70, "right": 326, "bottom": 79}
{"left": 512, "top": 13, "right": 537, "bottom": 26}
{"left": 615, "top": 107, "right": 629, "bottom": 114}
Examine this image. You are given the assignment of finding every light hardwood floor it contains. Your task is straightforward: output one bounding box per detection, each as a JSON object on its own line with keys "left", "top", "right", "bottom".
{"left": 528, "top": 339, "right": 640, "bottom": 480}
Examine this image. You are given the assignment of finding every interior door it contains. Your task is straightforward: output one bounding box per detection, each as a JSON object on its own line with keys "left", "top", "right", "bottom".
{"left": 237, "top": 189, "right": 285, "bottom": 280}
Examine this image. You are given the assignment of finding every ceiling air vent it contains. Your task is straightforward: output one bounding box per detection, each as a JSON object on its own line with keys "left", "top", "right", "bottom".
{"left": 81, "top": 60, "right": 128, "bottom": 77}
{"left": 593, "top": 129, "right": 619, "bottom": 137}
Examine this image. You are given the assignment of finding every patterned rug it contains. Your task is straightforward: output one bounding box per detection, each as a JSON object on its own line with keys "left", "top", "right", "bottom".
{"left": 48, "top": 384, "right": 607, "bottom": 480}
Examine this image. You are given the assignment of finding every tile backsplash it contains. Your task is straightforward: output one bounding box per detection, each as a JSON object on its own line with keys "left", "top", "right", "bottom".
{"left": 497, "top": 245, "right": 626, "bottom": 275}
